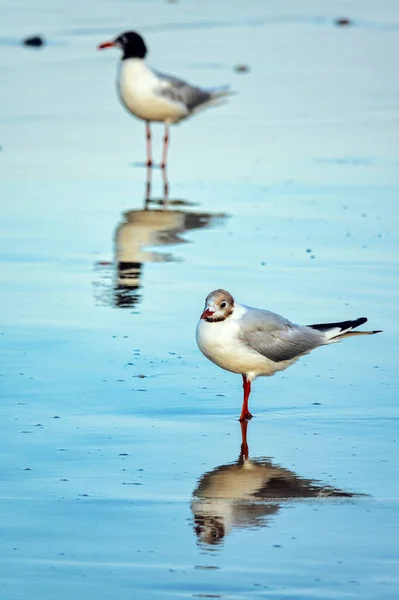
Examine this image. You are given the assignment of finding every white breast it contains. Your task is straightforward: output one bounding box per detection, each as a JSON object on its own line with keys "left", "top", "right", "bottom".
{"left": 196, "top": 317, "right": 279, "bottom": 380}
{"left": 117, "top": 59, "right": 188, "bottom": 123}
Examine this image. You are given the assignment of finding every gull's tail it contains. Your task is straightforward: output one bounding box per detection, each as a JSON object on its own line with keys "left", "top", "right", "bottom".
{"left": 191, "top": 85, "right": 235, "bottom": 115}
{"left": 208, "top": 84, "right": 235, "bottom": 100}
{"left": 308, "top": 317, "right": 382, "bottom": 342}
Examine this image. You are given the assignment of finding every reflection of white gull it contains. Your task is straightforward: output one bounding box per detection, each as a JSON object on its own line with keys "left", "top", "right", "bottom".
{"left": 113, "top": 208, "right": 225, "bottom": 307}
{"left": 192, "top": 422, "right": 356, "bottom": 546}
{"left": 196, "top": 289, "right": 381, "bottom": 421}
{"left": 97, "top": 31, "right": 233, "bottom": 167}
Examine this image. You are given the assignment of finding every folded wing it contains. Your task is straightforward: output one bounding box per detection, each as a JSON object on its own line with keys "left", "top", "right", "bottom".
{"left": 237, "top": 308, "right": 324, "bottom": 363}
{"left": 155, "top": 71, "right": 212, "bottom": 111}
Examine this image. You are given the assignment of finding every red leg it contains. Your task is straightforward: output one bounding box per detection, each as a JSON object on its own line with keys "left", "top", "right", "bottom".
{"left": 146, "top": 122, "right": 152, "bottom": 168}
{"left": 239, "top": 420, "right": 249, "bottom": 460}
{"left": 161, "top": 164, "right": 169, "bottom": 207}
{"left": 145, "top": 162, "right": 152, "bottom": 203}
{"left": 239, "top": 375, "right": 253, "bottom": 422}
{"left": 160, "top": 124, "right": 170, "bottom": 169}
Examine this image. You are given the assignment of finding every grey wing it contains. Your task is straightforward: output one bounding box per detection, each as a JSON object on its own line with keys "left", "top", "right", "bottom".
{"left": 238, "top": 308, "right": 325, "bottom": 363}
{"left": 154, "top": 70, "right": 211, "bottom": 111}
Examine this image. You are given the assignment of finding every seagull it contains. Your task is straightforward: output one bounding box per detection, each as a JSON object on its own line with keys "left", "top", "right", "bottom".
{"left": 196, "top": 289, "right": 382, "bottom": 421}
{"left": 97, "top": 31, "right": 233, "bottom": 168}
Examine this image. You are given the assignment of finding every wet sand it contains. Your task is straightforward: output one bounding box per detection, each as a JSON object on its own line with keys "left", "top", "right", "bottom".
{"left": 1, "top": 1, "right": 398, "bottom": 598}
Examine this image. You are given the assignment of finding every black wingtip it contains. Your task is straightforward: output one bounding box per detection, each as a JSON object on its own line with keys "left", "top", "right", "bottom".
{"left": 309, "top": 317, "right": 368, "bottom": 332}
{"left": 355, "top": 317, "right": 368, "bottom": 327}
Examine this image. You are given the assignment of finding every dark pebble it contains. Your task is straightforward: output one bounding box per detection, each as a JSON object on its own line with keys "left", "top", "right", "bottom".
{"left": 334, "top": 17, "right": 352, "bottom": 26}
{"left": 23, "top": 35, "right": 45, "bottom": 47}
{"left": 234, "top": 64, "right": 250, "bottom": 73}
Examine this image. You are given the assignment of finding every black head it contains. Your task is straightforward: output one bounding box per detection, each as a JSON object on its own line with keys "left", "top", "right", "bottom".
{"left": 97, "top": 31, "right": 147, "bottom": 60}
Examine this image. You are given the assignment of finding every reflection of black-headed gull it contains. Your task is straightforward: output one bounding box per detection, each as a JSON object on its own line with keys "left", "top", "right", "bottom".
{"left": 192, "top": 422, "right": 354, "bottom": 545}
{"left": 113, "top": 207, "right": 226, "bottom": 306}
{"left": 94, "top": 206, "right": 226, "bottom": 309}
{"left": 196, "top": 289, "right": 382, "bottom": 421}
{"left": 97, "top": 31, "right": 233, "bottom": 168}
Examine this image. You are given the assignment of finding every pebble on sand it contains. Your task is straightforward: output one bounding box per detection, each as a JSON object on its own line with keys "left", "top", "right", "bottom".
{"left": 234, "top": 64, "right": 250, "bottom": 73}
{"left": 22, "top": 35, "right": 45, "bottom": 48}
{"left": 334, "top": 17, "right": 352, "bottom": 27}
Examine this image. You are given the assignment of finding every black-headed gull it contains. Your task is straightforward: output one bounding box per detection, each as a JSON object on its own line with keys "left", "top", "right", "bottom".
{"left": 196, "top": 289, "right": 382, "bottom": 421}
{"left": 97, "top": 31, "right": 233, "bottom": 168}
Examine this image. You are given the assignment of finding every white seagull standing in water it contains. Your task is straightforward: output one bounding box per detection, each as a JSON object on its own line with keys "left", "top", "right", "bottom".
{"left": 97, "top": 31, "right": 233, "bottom": 168}
{"left": 196, "top": 289, "right": 381, "bottom": 421}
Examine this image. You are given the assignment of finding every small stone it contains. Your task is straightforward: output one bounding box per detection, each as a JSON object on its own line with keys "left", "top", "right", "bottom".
{"left": 334, "top": 17, "right": 352, "bottom": 26}
{"left": 234, "top": 64, "right": 250, "bottom": 73}
{"left": 23, "top": 35, "right": 45, "bottom": 47}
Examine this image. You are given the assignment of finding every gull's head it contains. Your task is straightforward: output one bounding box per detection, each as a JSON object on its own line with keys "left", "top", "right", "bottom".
{"left": 97, "top": 31, "right": 147, "bottom": 59}
{"left": 200, "top": 289, "right": 235, "bottom": 323}
{"left": 193, "top": 514, "right": 225, "bottom": 545}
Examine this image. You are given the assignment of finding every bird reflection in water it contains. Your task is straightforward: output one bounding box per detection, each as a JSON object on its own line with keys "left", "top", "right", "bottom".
{"left": 94, "top": 170, "right": 226, "bottom": 308}
{"left": 192, "top": 421, "right": 358, "bottom": 546}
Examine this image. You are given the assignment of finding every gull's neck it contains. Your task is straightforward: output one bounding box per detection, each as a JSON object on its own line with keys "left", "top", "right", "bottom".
{"left": 119, "top": 58, "right": 152, "bottom": 79}
{"left": 121, "top": 54, "right": 145, "bottom": 63}
{"left": 230, "top": 303, "right": 247, "bottom": 321}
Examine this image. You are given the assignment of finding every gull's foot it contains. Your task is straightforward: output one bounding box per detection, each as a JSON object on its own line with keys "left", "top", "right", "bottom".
{"left": 239, "top": 412, "right": 253, "bottom": 422}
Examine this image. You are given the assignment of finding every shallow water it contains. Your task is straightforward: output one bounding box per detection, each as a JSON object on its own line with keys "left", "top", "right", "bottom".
{"left": 1, "top": 0, "right": 399, "bottom": 598}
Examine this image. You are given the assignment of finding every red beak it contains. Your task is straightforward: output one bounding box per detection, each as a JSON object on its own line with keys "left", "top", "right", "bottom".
{"left": 97, "top": 41, "right": 115, "bottom": 50}
{"left": 201, "top": 308, "right": 214, "bottom": 320}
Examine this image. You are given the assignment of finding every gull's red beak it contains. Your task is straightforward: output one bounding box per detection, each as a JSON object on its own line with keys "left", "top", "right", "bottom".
{"left": 97, "top": 41, "right": 115, "bottom": 50}
{"left": 201, "top": 308, "right": 214, "bottom": 320}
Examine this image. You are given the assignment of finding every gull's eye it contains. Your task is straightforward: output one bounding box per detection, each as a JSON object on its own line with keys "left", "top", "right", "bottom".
{"left": 220, "top": 301, "right": 227, "bottom": 309}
